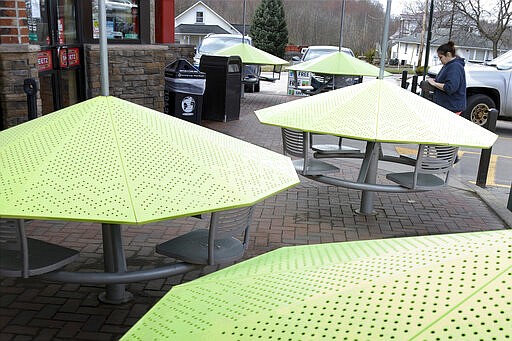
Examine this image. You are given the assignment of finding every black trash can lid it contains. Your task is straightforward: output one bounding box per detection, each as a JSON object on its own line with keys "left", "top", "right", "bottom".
{"left": 165, "top": 59, "right": 205, "bottom": 79}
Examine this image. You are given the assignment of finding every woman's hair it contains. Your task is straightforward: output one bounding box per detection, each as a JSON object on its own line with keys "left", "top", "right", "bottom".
{"left": 437, "top": 41, "right": 456, "bottom": 57}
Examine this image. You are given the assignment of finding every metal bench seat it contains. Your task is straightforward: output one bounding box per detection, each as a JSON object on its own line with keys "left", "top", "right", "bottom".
{"left": 282, "top": 128, "right": 340, "bottom": 176}
{"left": 0, "top": 219, "right": 79, "bottom": 278}
{"left": 156, "top": 206, "right": 254, "bottom": 266}
{"left": 386, "top": 145, "right": 458, "bottom": 190}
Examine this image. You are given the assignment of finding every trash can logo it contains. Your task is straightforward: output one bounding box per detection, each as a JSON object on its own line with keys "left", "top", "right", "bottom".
{"left": 181, "top": 96, "right": 195, "bottom": 116}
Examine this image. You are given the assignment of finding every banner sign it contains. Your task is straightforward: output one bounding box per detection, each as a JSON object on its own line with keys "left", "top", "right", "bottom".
{"left": 59, "top": 48, "right": 80, "bottom": 68}
{"left": 37, "top": 50, "right": 53, "bottom": 72}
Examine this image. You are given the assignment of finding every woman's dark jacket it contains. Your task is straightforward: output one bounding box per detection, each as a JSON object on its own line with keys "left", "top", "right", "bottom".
{"left": 433, "top": 57, "right": 466, "bottom": 112}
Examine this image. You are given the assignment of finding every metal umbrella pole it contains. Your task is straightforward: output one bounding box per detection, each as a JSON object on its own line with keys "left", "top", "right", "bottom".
{"left": 242, "top": 0, "right": 246, "bottom": 42}
{"left": 241, "top": 0, "right": 247, "bottom": 97}
{"left": 98, "top": 0, "right": 130, "bottom": 303}
{"left": 357, "top": 0, "right": 392, "bottom": 215}
{"left": 99, "top": 0, "right": 109, "bottom": 96}
{"left": 339, "top": 0, "right": 346, "bottom": 50}
{"left": 378, "top": 0, "right": 391, "bottom": 80}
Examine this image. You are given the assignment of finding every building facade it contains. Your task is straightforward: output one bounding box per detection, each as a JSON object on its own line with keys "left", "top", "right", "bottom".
{"left": 175, "top": 1, "right": 241, "bottom": 47}
{"left": 389, "top": 13, "right": 505, "bottom": 68}
{"left": 1, "top": 0, "right": 193, "bottom": 130}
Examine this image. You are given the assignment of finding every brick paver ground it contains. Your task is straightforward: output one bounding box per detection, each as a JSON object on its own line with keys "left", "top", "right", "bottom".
{"left": 0, "top": 92, "right": 508, "bottom": 340}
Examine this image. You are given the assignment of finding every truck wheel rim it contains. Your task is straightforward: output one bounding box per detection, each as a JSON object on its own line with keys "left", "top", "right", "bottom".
{"left": 471, "top": 104, "right": 489, "bottom": 126}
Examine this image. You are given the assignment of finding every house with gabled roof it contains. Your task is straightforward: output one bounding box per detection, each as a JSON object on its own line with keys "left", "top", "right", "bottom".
{"left": 389, "top": 13, "right": 507, "bottom": 67}
{"left": 175, "top": 1, "right": 241, "bottom": 46}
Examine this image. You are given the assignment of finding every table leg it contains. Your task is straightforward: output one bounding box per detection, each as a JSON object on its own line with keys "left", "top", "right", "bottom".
{"left": 356, "top": 142, "right": 380, "bottom": 216}
{"left": 99, "top": 223, "right": 133, "bottom": 304}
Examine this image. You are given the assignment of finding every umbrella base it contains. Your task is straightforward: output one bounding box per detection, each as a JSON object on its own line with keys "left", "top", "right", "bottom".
{"left": 354, "top": 208, "right": 378, "bottom": 216}
{"left": 99, "top": 289, "right": 133, "bottom": 304}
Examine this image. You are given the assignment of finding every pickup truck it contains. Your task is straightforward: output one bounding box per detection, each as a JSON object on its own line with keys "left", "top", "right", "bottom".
{"left": 428, "top": 50, "right": 512, "bottom": 126}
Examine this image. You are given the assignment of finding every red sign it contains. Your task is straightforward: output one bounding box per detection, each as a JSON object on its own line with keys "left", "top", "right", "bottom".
{"left": 58, "top": 17, "right": 65, "bottom": 45}
{"left": 37, "top": 51, "right": 53, "bottom": 72}
{"left": 59, "top": 48, "right": 80, "bottom": 68}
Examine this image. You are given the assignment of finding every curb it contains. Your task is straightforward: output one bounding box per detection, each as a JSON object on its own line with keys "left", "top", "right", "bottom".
{"left": 449, "top": 177, "right": 512, "bottom": 229}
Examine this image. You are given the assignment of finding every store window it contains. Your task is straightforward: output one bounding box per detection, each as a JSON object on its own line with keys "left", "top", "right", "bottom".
{"left": 196, "top": 11, "right": 203, "bottom": 23}
{"left": 26, "top": 0, "right": 48, "bottom": 45}
{"left": 92, "top": 0, "right": 139, "bottom": 40}
{"left": 474, "top": 50, "right": 485, "bottom": 62}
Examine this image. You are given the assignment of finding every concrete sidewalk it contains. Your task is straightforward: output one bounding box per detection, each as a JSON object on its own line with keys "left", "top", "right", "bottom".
{"left": 1, "top": 92, "right": 509, "bottom": 340}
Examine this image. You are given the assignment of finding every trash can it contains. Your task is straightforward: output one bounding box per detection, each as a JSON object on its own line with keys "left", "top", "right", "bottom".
{"left": 164, "top": 59, "right": 206, "bottom": 124}
{"left": 199, "top": 55, "right": 242, "bottom": 122}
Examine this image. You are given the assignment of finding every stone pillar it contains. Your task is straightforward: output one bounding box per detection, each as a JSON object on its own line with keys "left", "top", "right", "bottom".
{"left": 84, "top": 44, "right": 195, "bottom": 112}
{"left": 0, "top": 0, "right": 40, "bottom": 129}
{"left": 0, "top": 44, "right": 40, "bottom": 130}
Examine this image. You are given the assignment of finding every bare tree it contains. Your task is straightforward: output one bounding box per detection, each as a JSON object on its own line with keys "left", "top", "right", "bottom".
{"left": 175, "top": 0, "right": 390, "bottom": 56}
{"left": 454, "top": 0, "right": 512, "bottom": 57}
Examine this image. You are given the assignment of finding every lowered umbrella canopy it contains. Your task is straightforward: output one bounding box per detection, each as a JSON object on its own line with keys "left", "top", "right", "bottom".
{"left": 288, "top": 51, "right": 391, "bottom": 77}
{"left": 122, "top": 230, "right": 512, "bottom": 339}
{"left": 214, "top": 43, "right": 288, "bottom": 66}
{"left": 0, "top": 96, "right": 299, "bottom": 224}
{"left": 256, "top": 79, "right": 497, "bottom": 149}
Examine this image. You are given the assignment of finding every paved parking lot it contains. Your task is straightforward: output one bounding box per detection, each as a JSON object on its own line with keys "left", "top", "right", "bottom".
{"left": 0, "top": 91, "right": 509, "bottom": 340}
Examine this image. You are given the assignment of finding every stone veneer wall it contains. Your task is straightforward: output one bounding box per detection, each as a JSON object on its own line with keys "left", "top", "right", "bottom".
{"left": 84, "top": 44, "right": 195, "bottom": 112}
{"left": 0, "top": 43, "right": 194, "bottom": 129}
{"left": 0, "top": 44, "right": 40, "bottom": 129}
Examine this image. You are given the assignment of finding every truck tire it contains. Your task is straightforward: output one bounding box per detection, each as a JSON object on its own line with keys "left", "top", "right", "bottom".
{"left": 463, "top": 94, "right": 495, "bottom": 126}
{"left": 255, "top": 81, "right": 260, "bottom": 92}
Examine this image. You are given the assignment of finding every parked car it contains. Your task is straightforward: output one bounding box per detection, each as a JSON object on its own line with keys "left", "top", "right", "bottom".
{"left": 194, "top": 33, "right": 261, "bottom": 92}
{"left": 105, "top": 0, "right": 136, "bottom": 11}
{"left": 291, "top": 45, "right": 357, "bottom": 93}
{"left": 427, "top": 50, "right": 512, "bottom": 126}
{"left": 293, "top": 45, "right": 354, "bottom": 63}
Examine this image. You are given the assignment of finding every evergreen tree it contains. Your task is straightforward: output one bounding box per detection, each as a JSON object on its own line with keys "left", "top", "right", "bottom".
{"left": 250, "top": 0, "right": 288, "bottom": 58}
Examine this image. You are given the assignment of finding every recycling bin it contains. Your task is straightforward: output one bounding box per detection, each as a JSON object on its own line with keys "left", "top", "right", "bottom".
{"left": 199, "top": 55, "right": 242, "bottom": 122}
{"left": 164, "top": 59, "right": 206, "bottom": 124}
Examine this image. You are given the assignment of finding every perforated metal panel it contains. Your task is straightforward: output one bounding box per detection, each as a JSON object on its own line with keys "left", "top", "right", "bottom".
{"left": 215, "top": 43, "right": 288, "bottom": 65}
{"left": 122, "top": 230, "right": 512, "bottom": 340}
{"left": 255, "top": 79, "right": 498, "bottom": 149}
{"left": 288, "top": 51, "right": 386, "bottom": 77}
{"left": 0, "top": 96, "right": 299, "bottom": 224}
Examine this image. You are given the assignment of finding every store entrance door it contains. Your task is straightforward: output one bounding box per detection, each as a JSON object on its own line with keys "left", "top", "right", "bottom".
{"left": 26, "top": 0, "right": 85, "bottom": 115}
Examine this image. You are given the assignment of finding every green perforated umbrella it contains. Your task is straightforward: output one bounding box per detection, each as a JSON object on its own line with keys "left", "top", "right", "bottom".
{"left": 288, "top": 51, "right": 390, "bottom": 77}
{"left": 215, "top": 43, "right": 288, "bottom": 66}
{"left": 122, "top": 229, "right": 512, "bottom": 340}
{"left": 256, "top": 79, "right": 498, "bottom": 149}
{"left": 0, "top": 96, "right": 299, "bottom": 224}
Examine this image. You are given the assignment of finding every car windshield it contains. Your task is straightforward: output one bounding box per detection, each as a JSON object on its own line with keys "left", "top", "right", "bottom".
{"left": 303, "top": 49, "right": 337, "bottom": 61}
{"left": 198, "top": 37, "right": 251, "bottom": 54}
{"left": 486, "top": 50, "right": 512, "bottom": 70}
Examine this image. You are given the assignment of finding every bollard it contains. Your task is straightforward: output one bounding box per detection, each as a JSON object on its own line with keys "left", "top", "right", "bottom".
{"left": 508, "top": 183, "right": 512, "bottom": 212}
{"left": 400, "top": 70, "right": 408, "bottom": 89}
{"left": 476, "top": 108, "right": 499, "bottom": 188}
{"left": 23, "top": 78, "right": 38, "bottom": 121}
{"left": 411, "top": 75, "right": 418, "bottom": 94}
